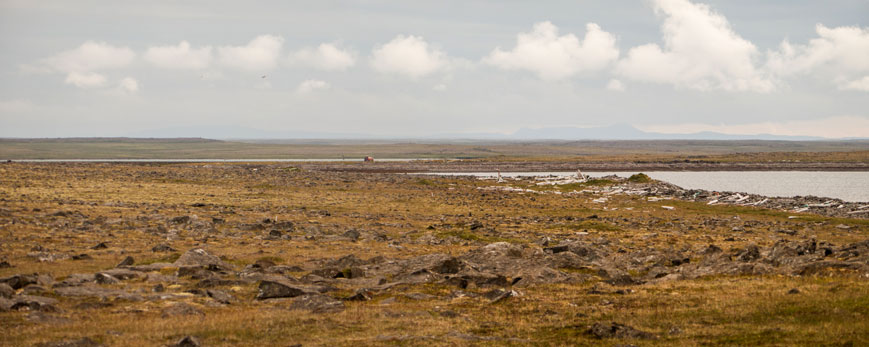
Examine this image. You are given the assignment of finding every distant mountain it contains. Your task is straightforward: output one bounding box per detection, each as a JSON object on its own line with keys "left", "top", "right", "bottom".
{"left": 127, "top": 124, "right": 856, "bottom": 141}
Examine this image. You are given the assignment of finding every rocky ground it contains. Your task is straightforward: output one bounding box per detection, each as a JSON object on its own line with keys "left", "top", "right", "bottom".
{"left": 0, "top": 162, "right": 867, "bottom": 346}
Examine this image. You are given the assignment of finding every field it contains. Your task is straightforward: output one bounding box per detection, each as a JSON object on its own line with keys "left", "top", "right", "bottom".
{"left": 1, "top": 138, "right": 868, "bottom": 162}
{"left": 1, "top": 162, "right": 867, "bottom": 346}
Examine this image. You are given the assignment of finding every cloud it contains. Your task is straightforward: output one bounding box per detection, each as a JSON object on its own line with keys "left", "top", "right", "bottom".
{"left": 484, "top": 22, "right": 619, "bottom": 80}
{"left": 144, "top": 41, "right": 213, "bottom": 69}
{"left": 217, "top": 35, "right": 284, "bottom": 70}
{"left": 64, "top": 71, "right": 108, "bottom": 88}
{"left": 296, "top": 79, "right": 330, "bottom": 93}
{"left": 616, "top": 0, "right": 773, "bottom": 92}
{"left": 433, "top": 83, "right": 447, "bottom": 91}
{"left": 0, "top": 99, "right": 35, "bottom": 113}
{"left": 290, "top": 43, "right": 356, "bottom": 71}
{"left": 638, "top": 115, "right": 869, "bottom": 139}
{"left": 767, "top": 24, "right": 869, "bottom": 91}
{"left": 35, "top": 41, "right": 134, "bottom": 89}
{"left": 370, "top": 35, "right": 448, "bottom": 78}
{"left": 40, "top": 41, "right": 135, "bottom": 73}
{"left": 839, "top": 76, "right": 869, "bottom": 92}
{"left": 606, "top": 79, "right": 625, "bottom": 91}
{"left": 118, "top": 77, "right": 139, "bottom": 92}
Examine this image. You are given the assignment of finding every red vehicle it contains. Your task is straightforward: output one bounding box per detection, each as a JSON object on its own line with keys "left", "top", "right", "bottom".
{"left": 363, "top": 156, "right": 375, "bottom": 162}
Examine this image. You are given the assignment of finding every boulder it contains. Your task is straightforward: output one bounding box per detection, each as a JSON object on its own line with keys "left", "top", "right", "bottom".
{"left": 588, "top": 322, "right": 656, "bottom": 339}
{"left": 256, "top": 278, "right": 322, "bottom": 300}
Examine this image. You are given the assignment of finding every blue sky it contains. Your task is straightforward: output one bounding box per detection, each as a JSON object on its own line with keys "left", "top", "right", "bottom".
{"left": 1, "top": 0, "right": 868, "bottom": 138}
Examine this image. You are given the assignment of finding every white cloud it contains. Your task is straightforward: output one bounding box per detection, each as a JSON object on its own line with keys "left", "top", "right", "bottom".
{"left": 144, "top": 41, "right": 213, "bottom": 69}
{"left": 40, "top": 41, "right": 135, "bottom": 73}
{"left": 217, "top": 35, "right": 284, "bottom": 70}
{"left": 839, "top": 76, "right": 869, "bottom": 92}
{"left": 484, "top": 22, "right": 619, "bottom": 80}
{"left": 118, "top": 77, "right": 139, "bottom": 92}
{"left": 606, "top": 79, "right": 625, "bottom": 91}
{"left": 638, "top": 115, "right": 869, "bottom": 139}
{"left": 767, "top": 24, "right": 869, "bottom": 91}
{"left": 290, "top": 43, "right": 355, "bottom": 71}
{"left": 370, "top": 35, "right": 448, "bottom": 78}
{"left": 616, "top": 0, "right": 773, "bottom": 92}
{"left": 64, "top": 71, "right": 107, "bottom": 88}
{"left": 296, "top": 79, "right": 330, "bottom": 93}
{"left": 432, "top": 83, "right": 447, "bottom": 91}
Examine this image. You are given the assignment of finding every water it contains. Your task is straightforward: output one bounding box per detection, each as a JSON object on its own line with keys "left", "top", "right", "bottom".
{"left": 421, "top": 171, "right": 869, "bottom": 202}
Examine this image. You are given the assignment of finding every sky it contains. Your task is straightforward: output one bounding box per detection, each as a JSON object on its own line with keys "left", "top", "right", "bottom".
{"left": 1, "top": 0, "right": 868, "bottom": 139}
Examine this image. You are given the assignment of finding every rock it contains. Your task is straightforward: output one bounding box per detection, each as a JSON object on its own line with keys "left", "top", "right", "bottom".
{"left": 588, "top": 322, "right": 656, "bottom": 340}
{"left": 91, "top": 242, "right": 109, "bottom": 250}
{"left": 289, "top": 294, "right": 345, "bottom": 313}
{"left": 36, "top": 337, "right": 103, "bottom": 347}
{"left": 72, "top": 254, "right": 92, "bottom": 261}
{"left": 152, "top": 244, "right": 176, "bottom": 252}
{"left": 0, "top": 260, "right": 11, "bottom": 268}
{"left": 170, "top": 336, "right": 201, "bottom": 347}
{"left": 0, "top": 297, "right": 13, "bottom": 311}
{"left": 173, "top": 248, "right": 229, "bottom": 269}
{"left": 54, "top": 286, "right": 142, "bottom": 301}
{"left": 256, "top": 278, "right": 322, "bottom": 300}
{"left": 0, "top": 283, "right": 14, "bottom": 298}
{"left": 206, "top": 289, "right": 235, "bottom": 304}
{"left": 11, "top": 295, "right": 60, "bottom": 312}
{"left": 605, "top": 274, "right": 643, "bottom": 286}
{"left": 116, "top": 256, "right": 135, "bottom": 267}
{"left": 161, "top": 302, "right": 204, "bottom": 318}
{"left": 97, "top": 268, "right": 141, "bottom": 280}
{"left": 736, "top": 244, "right": 761, "bottom": 262}
{"left": 343, "top": 229, "right": 361, "bottom": 241}
{"left": 432, "top": 257, "right": 465, "bottom": 274}
{"left": 484, "top": 289, "right": 519, "bottom": 303}
{"left": 544, "top": 245, "right": 570, "bottom": 254}
{"left": 788, "top": 288, "right": 800, "bottom": 294}
{"left": 95, "top": 273, "right": 119, "bottom": 284}
{"left": 171, "top": 216, "right": 191, "bottom": 224}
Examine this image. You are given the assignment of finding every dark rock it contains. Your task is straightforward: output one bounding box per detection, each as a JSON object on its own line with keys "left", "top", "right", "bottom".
{"left": 787, "top": 288, "right": 800, "bottom": 294}
{"left": 1, "top": 273, "right": 40, "bottom": 289}
{"left": 91, "top": 242, "right": 109, "bottom": 250}
{"left": 153, "top": 284, "right": 165, "bottom": 292}
{"left": 171, "top": 336, "right": 201, "bottom": 347}
{"left": 11, "top": 295, "right": 60, "bottom": 312}
{"left": 343, "top": 290, "right": 372, "bottom": 301}
{"left": 736, "top": 244, "right": 761, "bottom": 262}
{"left": 432, "top": 257, "right": 465, "bottom": 274}
{"left": 0, "top": 260, "right": 11, "bottom": 268}
{"left": 605, "top": 274, "right": 643, "bottom": 286}
{"left": 544, "top": 245, "right": 570, "bottom": 254}
{"left": 72, "top": 254, "right": 93, "bottom": 260}
{"left": 161, "top": 302, "right": 204, "bottom": 318}
{"left": 171, "top": 216, "right": 191, "bottom": 224}
{"left": 588, "top": 322, "right": 656, "bottom": 339}
{"left": 469, "top": 221, "right": 484, "bottom": 230}
{"left": 484, "top": 289, "right": 519, "bottom": 303}
{"left": 289, "top": 294, "right": 345, "bottom": 313}
{"left": 116, "top": 256, "right": 135, "bottom": 267}
{"left": 256, "top": 278, "right": 321, "bottom": 300}
{"left": 94, "top": 273, "right": 119, "bottom": 285}
{"left": 343, "top": 229, "right": 361, "bottom": 241}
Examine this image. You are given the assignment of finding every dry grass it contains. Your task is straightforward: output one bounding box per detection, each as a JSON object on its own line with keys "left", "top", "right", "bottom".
{"left": 0, "top": 162, "right": 867, "bottom": 346}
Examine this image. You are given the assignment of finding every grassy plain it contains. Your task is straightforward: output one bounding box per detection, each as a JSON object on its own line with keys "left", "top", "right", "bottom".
{"left": 1, "top": 138, "right": 868, "bottom": 161}
{"left": 0, "top": 163, "right": 867, "bottom": 346}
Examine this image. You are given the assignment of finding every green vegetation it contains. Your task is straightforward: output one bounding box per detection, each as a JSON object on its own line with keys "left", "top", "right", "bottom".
{"left": 628, "top": 173, "right": 652, "bottom": 183}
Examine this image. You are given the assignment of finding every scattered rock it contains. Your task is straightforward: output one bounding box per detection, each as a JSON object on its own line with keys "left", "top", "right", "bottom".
{"left": 152, "top": 244, "right": 176, "bottom": 252}
{"left": 170, "top": 336, "right": 201, "bottom": 347}
{"left": 206, "top": 289, "right": 235, "bottom": 304}
{"left": 788, "top": 288, "right": 801, "bottom": 294}
{"left": 588, "top": 322, "right": 656, "bottom": 340}
{"left": 116, "top": 256, "right": 135, "bottom": 267}
{"left": 0, "top": 283, "right": 14, "bottom": 298}
{"left": 256, "top": 278, "right": 321, "bottom": 300}
{"left": 289, "top": 294, "right": 345, "bottom": 313}
{"left": 91, "top": 242, "right": 109, "bottom": 250}
{"left": 71, "top": 254, "right": 93, "bottom": 261}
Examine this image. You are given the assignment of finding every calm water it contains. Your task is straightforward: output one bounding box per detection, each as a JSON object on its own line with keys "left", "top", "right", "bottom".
{"left": 423, "top": 171, "right": 869, "bottom": 202}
